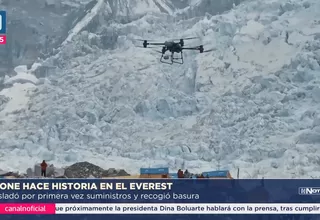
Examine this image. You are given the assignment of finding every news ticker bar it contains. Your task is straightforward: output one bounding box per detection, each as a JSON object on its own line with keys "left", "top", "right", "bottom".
{"left": 0, "top": 203, "right": 319, "bottom": 215}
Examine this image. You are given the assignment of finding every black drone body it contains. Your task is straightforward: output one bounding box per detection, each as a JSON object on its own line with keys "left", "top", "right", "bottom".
{"left": 137, "top": 37, "right": 213, "bottom": 64}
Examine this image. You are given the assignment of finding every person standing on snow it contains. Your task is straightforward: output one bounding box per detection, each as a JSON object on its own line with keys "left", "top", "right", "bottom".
{"left": 41, "top": 160, "right": 47, "bottom": 177}
{"left": 177, "top": 169, "right": 184, "bottom": 178}
{"left": 184, "top": 169, "right": 190, "bottom": 178}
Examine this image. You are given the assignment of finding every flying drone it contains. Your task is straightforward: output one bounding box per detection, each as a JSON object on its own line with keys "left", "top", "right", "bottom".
{"left": 136, "top": 37, "right": 214, "bottom": 64}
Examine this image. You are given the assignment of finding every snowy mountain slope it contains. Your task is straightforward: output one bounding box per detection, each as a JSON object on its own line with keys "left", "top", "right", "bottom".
{"left": 1, "top": 0, "right": 320, "bottom": 178}
{"left": 0, "top": 0, "right": 179, "bottom": 76}
{"left": 63, "top": 0, "right": 175, "bottom": 45}
{"left": 63, "top": 0, "right": 105, "bottom": 46}
{"left": 175, "top": 0, "right": 243, "bottom": 19}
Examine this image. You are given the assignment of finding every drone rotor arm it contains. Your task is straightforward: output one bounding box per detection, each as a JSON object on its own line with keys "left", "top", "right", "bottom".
{"left": 182, "top": 45, "right": 215, "bottom": 53}
{"left": 181, "top": 47, "right": 200, "bottom": 50}
{"left": 147, "top": 42, "right": 166, "bottom": 46}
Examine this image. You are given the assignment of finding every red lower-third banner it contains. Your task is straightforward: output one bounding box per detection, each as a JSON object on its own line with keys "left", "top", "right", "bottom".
{"left": 0, "top": 204, "right": 56, "bottom": 214}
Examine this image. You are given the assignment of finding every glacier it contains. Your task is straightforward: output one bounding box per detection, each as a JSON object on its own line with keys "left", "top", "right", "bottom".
{"left": 0, "top": 0, "right": 320, "bottom": 178}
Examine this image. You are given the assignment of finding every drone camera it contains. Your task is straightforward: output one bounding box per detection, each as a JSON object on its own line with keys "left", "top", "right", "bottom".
{"left": 163, "top": 55, "right": 169, "bottom": 60}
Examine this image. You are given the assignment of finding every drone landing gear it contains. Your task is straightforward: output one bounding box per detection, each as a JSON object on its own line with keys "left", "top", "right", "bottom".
{"left": 160, "top": 52, "right": 184, "bottom": 65}
{"left": 172, "top": 52, "right": 184, "bottom": 64}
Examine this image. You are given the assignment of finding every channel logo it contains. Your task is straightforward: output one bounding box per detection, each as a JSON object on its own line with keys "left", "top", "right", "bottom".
{"left": 299, "top": 187, "right": 320, "bottom": 195}
{"left": 0, "top": 11, "right": 7, "bottom": 45}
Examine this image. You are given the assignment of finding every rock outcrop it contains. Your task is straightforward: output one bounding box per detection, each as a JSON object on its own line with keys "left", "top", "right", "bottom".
{"left": 64, "top": 161, "right": 130, "bottom": 178}
{"left": 64, "top": 161, "right": 106, "bottom": 178}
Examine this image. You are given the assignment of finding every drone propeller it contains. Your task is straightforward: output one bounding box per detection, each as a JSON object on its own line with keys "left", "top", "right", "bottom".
{"left": 171, "top": 37, "right": 198, "bottom": 41}
{"left": 135, "top": 39, "right": 165, "bottom": 43}
{"left": 136, "top": 45, "right": 160, "bottom": 49}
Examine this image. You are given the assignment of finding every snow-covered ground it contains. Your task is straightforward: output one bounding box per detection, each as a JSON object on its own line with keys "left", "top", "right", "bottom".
{"left": 1, "top": 0, "right": 320, "bottom": 178}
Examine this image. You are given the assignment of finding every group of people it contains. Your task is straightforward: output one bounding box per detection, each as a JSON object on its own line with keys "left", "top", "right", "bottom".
{"left": 177, "top": 169, "right": 209, "bottom": 179}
